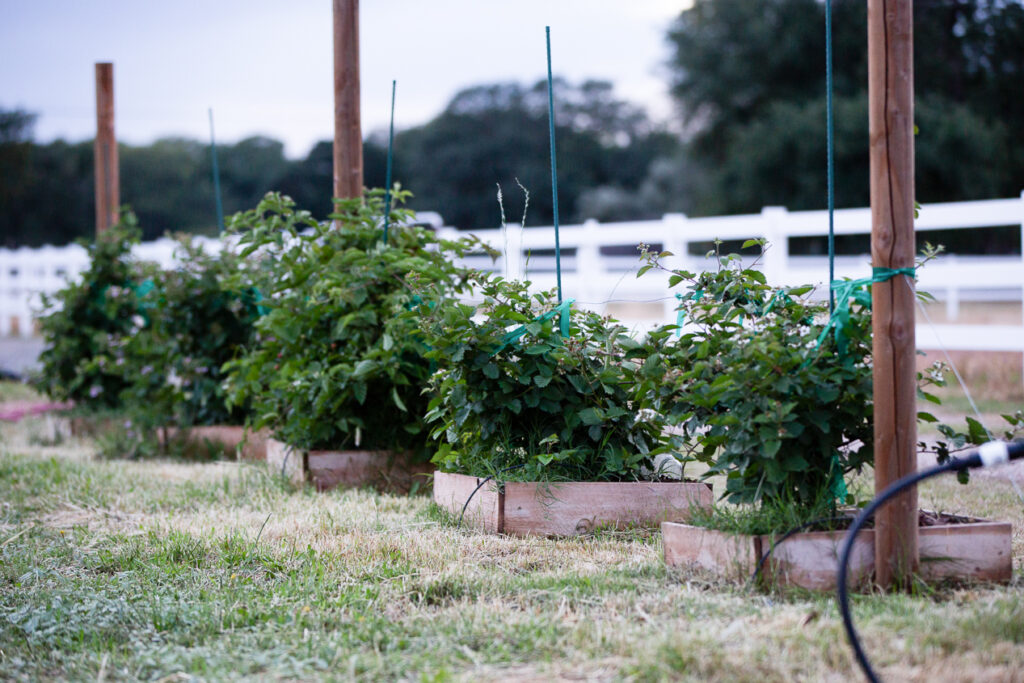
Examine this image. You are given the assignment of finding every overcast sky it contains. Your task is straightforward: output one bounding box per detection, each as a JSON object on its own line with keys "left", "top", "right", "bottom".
{"left": 1, "top": 0, "right": 691, "bottom": 159}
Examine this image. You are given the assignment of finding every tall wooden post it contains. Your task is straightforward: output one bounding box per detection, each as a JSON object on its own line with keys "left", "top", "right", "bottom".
{"left": 869, "top": 0, "right": 918, "bottom": 587}
{"left": 333, "top": 0, "right": 362, "bottom": 200}
{"left": 94, "top": 63, "right": 119, "bottom": 233}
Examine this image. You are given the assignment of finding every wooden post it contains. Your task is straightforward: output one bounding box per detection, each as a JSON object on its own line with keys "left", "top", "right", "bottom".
{"left": 94, "top": 63, "right": 119, "bottom": 233}
{"left": 332, "top": 0, "right": 362, "bottom": 201}
{"left": 869, "top": 0, "right": 918, "bottom": 587}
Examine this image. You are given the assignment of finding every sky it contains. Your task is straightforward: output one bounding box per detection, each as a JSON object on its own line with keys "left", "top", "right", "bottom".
{"left": 0, "top": 0, "right": 691, "bottom": 159}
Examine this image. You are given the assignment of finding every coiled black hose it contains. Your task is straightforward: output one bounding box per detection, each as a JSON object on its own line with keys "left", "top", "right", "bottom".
{"left": 837, "top": 440, "right": 1024, "bottom": 682}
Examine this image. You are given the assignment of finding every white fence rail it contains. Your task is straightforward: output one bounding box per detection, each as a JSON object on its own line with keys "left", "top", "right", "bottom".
{"left": 2, "top": 194, "right": 1022, "bottom": 355}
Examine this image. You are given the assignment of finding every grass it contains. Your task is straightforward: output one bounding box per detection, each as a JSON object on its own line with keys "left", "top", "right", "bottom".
{"left": 2, "top": 416, "right": 1024, "bottom": 681}
{"left": 0, "top": 380, "right": 43, "bottom": 403}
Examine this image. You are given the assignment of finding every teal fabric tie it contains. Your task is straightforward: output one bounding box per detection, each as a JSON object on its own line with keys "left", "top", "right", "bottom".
{"left": 250, "top": 287, "right": 270, "bottom": 316}
{"left": 828, "top": 453, "right": 849, "bottom": 502}
{"left": 493, "top": 298, "right": 574, "bottom": 355}
{"left": 812, "top": 266, "right": 915, "bottom": 360}
{"left": 674, "top": 289, "right": 703, "bottom": 337}
{"left": 762, "top": 289, "right": 791, "bottom": 315}
{"left": 808, "top": 266, "right": 914, "bottom": 503}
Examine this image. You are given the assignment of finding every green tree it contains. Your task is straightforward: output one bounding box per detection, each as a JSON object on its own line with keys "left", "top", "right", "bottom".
{"left": 664, "top": 0, "right": 1024, "bottom": 216}
{"left": 121, "top": 137, "right": 214, "bottom": 239}
{"left": 396, "top": 79, "right": 675, "bottom": 229}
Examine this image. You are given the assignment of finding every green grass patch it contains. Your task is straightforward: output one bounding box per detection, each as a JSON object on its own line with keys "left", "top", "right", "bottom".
{"left": 2, "top": 426, "right": 1023, "bottom": 680}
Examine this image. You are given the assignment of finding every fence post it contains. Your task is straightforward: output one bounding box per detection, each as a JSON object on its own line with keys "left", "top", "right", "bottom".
{"left": 760, "top": 206, "right": 788, "bottom": 286}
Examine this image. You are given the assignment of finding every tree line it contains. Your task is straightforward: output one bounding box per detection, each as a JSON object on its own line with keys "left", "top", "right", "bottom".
{"left": 2, "top": 0, "right": 1022, "bottom": 248}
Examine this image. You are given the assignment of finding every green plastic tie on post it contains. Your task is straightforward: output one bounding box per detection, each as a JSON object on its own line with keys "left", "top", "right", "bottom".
{"left": 383, "top": 80, "right": 397, "bottom": 245}
{"left": 825, "top": 0, "right": 836, "bottom": 314}
{"left": 545, "top": 27, "right": 563, "bottom": 304}
{"left": 808, "top": 266, "right": 915, "bottom": 362}
{"left": 491, "top": 298, "right": 574, "bottom": 356}
{"left": 208, "top": 108, "right": 225, "bottom": 234}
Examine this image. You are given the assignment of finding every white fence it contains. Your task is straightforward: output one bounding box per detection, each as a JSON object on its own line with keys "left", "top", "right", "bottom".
{"left": 2, "top": 194, "right": 1022, "bottom": 354}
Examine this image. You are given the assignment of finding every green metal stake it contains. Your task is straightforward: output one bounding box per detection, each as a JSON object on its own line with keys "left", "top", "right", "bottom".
{"left": 545, "top": 26, "right": 563, "bottom": 304}
{"left": 825, "top": 0, "right": 836, "bottom": 314}
{"left": 208, "top": 108, "right": 224, "bottom": 233}
{"left": 383, "top": 80, "right": 396, "bottom": 244}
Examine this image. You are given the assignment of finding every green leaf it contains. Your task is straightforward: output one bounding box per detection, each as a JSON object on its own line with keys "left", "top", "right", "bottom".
{"left": 782, "top": 454, "right": 809, "bottom": 471}
{"left": 965, "top": 416, "right": 989, "bottom": 443}
{"left": 482, "top": 363, "right": 499, "bottom": 379}
{"left": 534, "top": 375, "right": 552, "bottom": 388}
{"left": 917, "top": 411, "right": 938, "bottom": 423}
{"left": 352, "top": 359, "right": 375, "bottom": 379}
{"left": 743, "top": 269, "right": 767, "bottom": 284}
{"left": 579, "top": 407, "right": 603, "bottom": 426}
{"left": 391, "top": 387, "right": 408, "bottom": 412}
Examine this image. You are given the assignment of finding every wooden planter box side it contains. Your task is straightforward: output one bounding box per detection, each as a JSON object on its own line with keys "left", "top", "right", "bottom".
{"left": 433, "top": 471, "right": 501, "bottom": 532}
{"left": 434, "top": 472, "right": 711, "bottom": 536}
{"left": 662, "top": 522, "right": 760, "bottom": 584}
{"left": 266, "top": 438, "right": 306, "bottom": 485}
{"left": 918, "top": 521, "right": 1013, "bottom": 582}
{"left": 266, "top": 439, "right": 434, "bottom": 493}
{"left": 165, "top": 426, "right": 269, "bottom": 461}
{"left": 764, "top": 528, "right": 875, "bottom": 591}
{"left": 69, "top": 415, "right": 120, "bottom": 437}
{"left": 307, "top": 450, "right": 434, "bottom": 493}
{"left": 504, "top": 481, "right": 713, "bottom": 536}
{"left": 662, "top": 518, "right": 1013, "bottom": 591}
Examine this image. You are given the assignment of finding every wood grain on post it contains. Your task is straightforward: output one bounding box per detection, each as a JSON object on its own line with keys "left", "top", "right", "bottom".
{"left": 333, "top": 0, "right": 362, "bottom": 201}
{"left": 94, "top": 63, "right": 119, "bottom": 233}
{"left": 868, "top": 0, "right": 918, "bottom": 588}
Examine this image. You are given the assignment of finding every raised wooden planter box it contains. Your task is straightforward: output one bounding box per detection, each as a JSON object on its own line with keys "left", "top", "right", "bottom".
{"left": 662, "top": 513, "right": 1013, "bottom": 591}
{"left": 68, "top": 414, "right": 121, "bottom": 437}
{"left": 434, "top": 470, "right": 713, "bottom": 536}
{"left": 163, "top": 426, "right": 269, "bottom": 461}
{"left": 265, "top": 438, "right": 433, "bottom": 493}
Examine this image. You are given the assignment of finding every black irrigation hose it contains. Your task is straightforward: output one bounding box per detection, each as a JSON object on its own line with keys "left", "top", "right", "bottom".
{"left": 458, "top": 463, "right": 526, "bottom": 529}
{"left": 280, "top": 446, "right": 292, "bottom": 479}
{"left": 837, "top": 440, "right": 1024, "bottom": 683}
